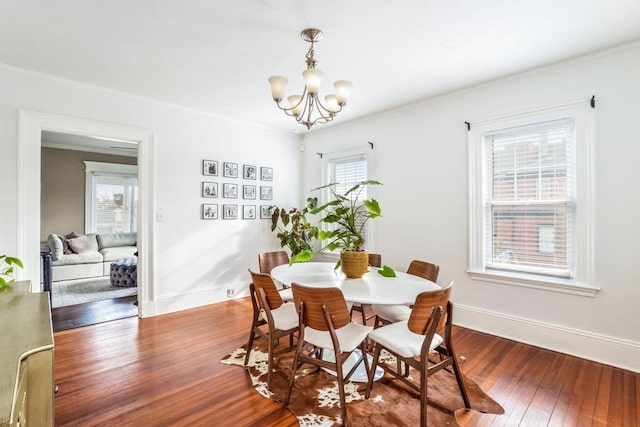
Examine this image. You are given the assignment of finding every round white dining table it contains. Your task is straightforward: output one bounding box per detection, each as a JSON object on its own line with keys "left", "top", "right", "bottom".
{"left": 270, "top": 261, "right": 440, "bottom": 306}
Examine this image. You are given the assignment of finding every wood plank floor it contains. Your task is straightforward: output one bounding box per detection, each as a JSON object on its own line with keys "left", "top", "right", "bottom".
{"left": 53, "top": 298, "right": 640, "bottom": 426}
{"left": 52, "top": 295, "right": 138, "bottom": 332}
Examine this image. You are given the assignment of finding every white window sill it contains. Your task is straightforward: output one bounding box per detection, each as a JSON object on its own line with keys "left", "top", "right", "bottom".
{"left": 467, "top": 270, "right": 600, "bottom": 297}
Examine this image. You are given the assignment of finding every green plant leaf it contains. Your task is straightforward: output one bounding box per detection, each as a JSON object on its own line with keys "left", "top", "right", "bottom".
{"left": 363, "top": 199, "right": 381, "bottom": 217}
{"left": 291, "top": 250, "right": 314, "bottom": 264}
{"left": 377, "top": 265, "right": 397, "bottom": 277}
{"left": 5, "top": 257, "right": 24, "bottom": 268}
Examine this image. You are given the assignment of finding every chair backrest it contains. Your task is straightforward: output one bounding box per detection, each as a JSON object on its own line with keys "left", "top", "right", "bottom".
{"left": 368, "top": 253, "right": 382, "bottom": 268}
{"left": 248, "top": 269, "right": 284, "bottom": 310}
{"left": 407, "top": 260, "right": 440, "bottom": 282}
{"left": 258, "top": 251, "right": 290, "bottom": 274}
{"left": 291, "top": 283, "right": 351, "bottom": 331}
{"left": 407, "top": 282, "right": 452, "bottom": 336}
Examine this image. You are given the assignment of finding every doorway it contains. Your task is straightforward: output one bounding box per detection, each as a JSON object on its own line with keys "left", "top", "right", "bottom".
{"left": 17, "top": 110, "right": 154, "bottom": 318}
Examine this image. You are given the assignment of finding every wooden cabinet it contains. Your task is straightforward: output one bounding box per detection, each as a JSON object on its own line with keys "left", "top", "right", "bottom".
{"left": 0, "top": 290, "right": 54, "bottom": 427}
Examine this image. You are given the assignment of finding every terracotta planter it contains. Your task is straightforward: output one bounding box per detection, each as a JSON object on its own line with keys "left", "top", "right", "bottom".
{"left": 341, "top": 250, "right": 369, "bottom": 278}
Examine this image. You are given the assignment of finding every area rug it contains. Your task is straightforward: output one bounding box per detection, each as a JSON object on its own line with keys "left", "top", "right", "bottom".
{"left": 52, "top": 277, "right": 137, "bottom": 308}
{"left": 221, "top": 340, "right": 504, "bottom": 426}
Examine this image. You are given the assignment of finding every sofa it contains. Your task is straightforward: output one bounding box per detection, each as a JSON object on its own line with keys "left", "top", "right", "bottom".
{"left": 46, "top": 232, "right": 137, "bottom": 282}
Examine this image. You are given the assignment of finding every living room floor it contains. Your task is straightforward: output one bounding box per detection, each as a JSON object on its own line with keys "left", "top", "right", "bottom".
{"left": 51, "top": 295, "right": 138, "bottom": 332}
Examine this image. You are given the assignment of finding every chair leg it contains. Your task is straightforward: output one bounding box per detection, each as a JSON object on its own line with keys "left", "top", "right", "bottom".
{"left": 244, "top": 327, "right": 256, "bottom": 366}
{"left": 267, "top": 334, "right": 275, "bottom": 387}
{"left": 365, "top": 344, "right": 382, "bottom": 399}
{"left": 420, "top": 358, "right": 428, "bottom": 427}
{"left": 360, "top": 304, "right": 367, "bottom": 325}
{"left": 284, "top": 339, "right": 304, "bottom": 406}
{"left": 358, "top": 342, "right": 371, "bottom": 385}
{"left": 451, "top": 351, "right": 471, "bottom": 408}
{"left": 334, "top": 349, "right": 349, "bottom": 426}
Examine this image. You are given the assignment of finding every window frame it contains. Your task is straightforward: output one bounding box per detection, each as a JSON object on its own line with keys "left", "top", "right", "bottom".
{"left": 84, "top": 161, "right": 138, "bottom": 234}
{"left": 467, "top": 101, "right": 598, "bottom": 296}
{"left": 320, "top": 146, "right": 376, "bottom": 253}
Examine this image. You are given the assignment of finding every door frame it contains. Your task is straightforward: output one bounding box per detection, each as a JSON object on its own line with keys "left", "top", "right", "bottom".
{"left": 18, "top": 110, "right": 155, "bottom": 317}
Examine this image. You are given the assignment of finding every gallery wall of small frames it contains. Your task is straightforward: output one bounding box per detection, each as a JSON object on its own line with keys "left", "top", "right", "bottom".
{"left": 201, "top": 159, "right": 274, "bottom": 220}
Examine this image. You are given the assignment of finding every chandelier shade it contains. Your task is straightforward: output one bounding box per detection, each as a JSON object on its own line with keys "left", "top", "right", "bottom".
{"left": 268, "top": 28, "right": 352, "bottom": 130}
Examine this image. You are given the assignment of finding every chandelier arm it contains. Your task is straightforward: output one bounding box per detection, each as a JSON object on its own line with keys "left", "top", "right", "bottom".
{"left": 313, "top": 96, "right": 344, "bottom": 117}
{"left": 273, "top": 87, "right": 308, "bottom": 115}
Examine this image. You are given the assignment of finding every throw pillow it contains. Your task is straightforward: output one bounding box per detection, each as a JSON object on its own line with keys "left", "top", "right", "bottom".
{"left": 47, "top": 234, "right": 64, "bottom": 261}
{"left": 65, "top": 231, "right": 81, "bottom": 239}
{"left": 64, "top": 232, "right": 84, "bottom": 253}
{"left": 67, "top": 235, "right": 93, "bottom": 254}
{"left": 62, "top": 237, "right": 73, "bottom": 254}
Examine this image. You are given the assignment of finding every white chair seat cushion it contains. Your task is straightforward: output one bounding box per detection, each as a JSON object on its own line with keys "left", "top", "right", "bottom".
{"left": 304, "top": 322, "right": 373, "bottom": 352}
{"left": 279, "top": 287, "right": 293, "bottom": 302}
{"left": 367, "top": 321, "right": 443, "bottom": 358}
{"left": 268, "top": 302, "right": 299, "bottom": 331}
{"left": 371, "top": 304, "right": 412, "bottom": 323}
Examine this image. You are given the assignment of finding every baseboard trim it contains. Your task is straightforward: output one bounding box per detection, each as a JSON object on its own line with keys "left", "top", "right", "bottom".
{"left": 454, "top": 304, "right": 640, "bottom": 373}
{"left": 152, "top": 282, "right": 250, "bottom": 316}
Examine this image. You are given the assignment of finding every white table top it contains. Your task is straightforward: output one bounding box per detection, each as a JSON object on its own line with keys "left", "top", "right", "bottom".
{"left": 270, "top": 262, "right": 439, "bottom": 305}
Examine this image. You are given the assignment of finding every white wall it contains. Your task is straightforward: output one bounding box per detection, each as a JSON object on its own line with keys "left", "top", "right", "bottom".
{"left": 301, "top": 43, "right": 640, "bottom": 372}
{"left": 0, "top": 63, "right": 301, "bottom": 314}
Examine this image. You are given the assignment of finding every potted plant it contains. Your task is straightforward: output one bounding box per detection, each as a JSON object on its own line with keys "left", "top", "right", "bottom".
{"left": 310, "top": 180, "right": 383, "bottom": 278}
{"left": 0, "top": 254, "right": 24, "bottom": 292}
{"left": 270, "top": 202, "right": 319, "bottom": 264}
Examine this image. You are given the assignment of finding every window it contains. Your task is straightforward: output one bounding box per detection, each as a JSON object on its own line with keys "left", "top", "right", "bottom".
{"left": 84, "top": 161, "right": 138, "bottom": 234}
{"left": 321, "top": 147, "right": 374, "bottom": 251}
{"left": 467, "top": 102, "right": 597, "bottom": 296}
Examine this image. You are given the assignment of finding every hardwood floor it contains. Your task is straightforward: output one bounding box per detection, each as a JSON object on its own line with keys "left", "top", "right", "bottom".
{"left": 53, "top": 298, "right": 640, "bottom": 426}
{"left": 51, "top": 295, "right": 138, "bottom": 332}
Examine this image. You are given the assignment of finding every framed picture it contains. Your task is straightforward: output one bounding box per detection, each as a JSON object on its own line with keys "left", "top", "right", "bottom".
{"left": 260, "top": 167, "right": 273, "bottom": 181}
{"left": 260, "top": 205, "right": 273, "bottom": 219}
{"left": 260, "top": 186, "right": 273, "bottom": 200}
{"left": 243, "top": 185, "right": 256, "bottom": 200}
{"left": 223, "top": 183, "right": 238, "bottom": 198}
{"left": 223, "top": 162, "right": 238, "bottom": 178}
{"left": 202, "top": 204, "right": 218, "bottom": 219}
{"left": 202, "top": 182, "right": 218, "bottom": 198}
{"left": 203, "top": 160, "right": 218, "bottom": 176}
{"left": 243, "top": 164, "right": 257, "bottom": 180}
{"left": 243, "top": 205, "right": 256, "bottom": 220}
{"left": 223, "top": 204, "right": 238, "bottom": 220}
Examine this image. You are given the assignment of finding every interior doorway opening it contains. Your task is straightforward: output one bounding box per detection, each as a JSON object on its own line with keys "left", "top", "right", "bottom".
{"left": 18, "top": 110, "right": 154, "bottom": 318}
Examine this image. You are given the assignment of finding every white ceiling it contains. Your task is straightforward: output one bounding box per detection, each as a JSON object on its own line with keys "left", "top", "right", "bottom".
{"left": 1, "top": 1, "right": 639, "bottom": 134}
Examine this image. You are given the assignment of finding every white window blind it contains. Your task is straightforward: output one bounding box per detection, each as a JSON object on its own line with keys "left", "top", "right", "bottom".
{"left": 93, "top": 174, "right": 138, "bottom": 234}
{"left": 484, "top": 118, "right": 574, "bottom": 278}
{"left": 331, "top": 154, "right": 368, "bottom": 199}
{"left": 84, "top": 161, "right": 138, "bottom": 234}
{"left": 326, "top": 153, "right": 369, "bottom": 248}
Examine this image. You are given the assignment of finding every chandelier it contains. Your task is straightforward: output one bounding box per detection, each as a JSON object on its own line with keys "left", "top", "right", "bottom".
{"left": 268, "top": 28, "right": 352, "bottom": 130}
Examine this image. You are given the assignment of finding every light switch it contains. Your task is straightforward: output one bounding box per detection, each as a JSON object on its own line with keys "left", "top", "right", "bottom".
{"left": 156, "top": 209, "right": 164, "bottom": 222}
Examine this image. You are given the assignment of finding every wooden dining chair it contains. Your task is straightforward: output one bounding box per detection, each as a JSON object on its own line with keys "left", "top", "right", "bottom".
{"left": 284, "top": 283, "right": 373, "bottom": 426}
{"left": 349, "top": 253, "right": 382, "bottom": 325}
{"left": 258, "top": 250, "right": 293, "bottom": 301}
{"left": 245, "top": 269, "right": 299, "bottom": 388}
{"left": 371, "top": 259, "right": 440, "bottom": 327}
{"left": 258, "top": 250, "right": 290, "bottom": 274}
{"left": 365, "top": 282, "right": 470, "bottom": 427}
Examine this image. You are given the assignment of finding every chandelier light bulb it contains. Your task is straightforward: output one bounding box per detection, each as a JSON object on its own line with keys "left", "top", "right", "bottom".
{"left": 334, "top": 80, "right": 352, "bottom": 105}
{"left": 268, "top": 76, "right": 288, "bottom": 101}
{"left": 303, "top": 69, "right": 323, "bottom": 95}
{"left": 287, "top": 95, "right": 303, "bottom": 117}
{"left": 324, "top": 95, "right": 339, "bottom": 113}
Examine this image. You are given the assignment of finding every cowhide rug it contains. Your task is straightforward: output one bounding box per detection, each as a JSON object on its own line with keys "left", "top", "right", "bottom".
{"left": 221, "top": 340, "right": 504, "bottom": 426}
